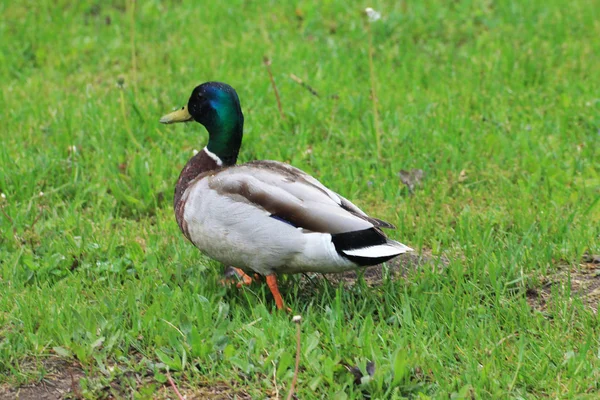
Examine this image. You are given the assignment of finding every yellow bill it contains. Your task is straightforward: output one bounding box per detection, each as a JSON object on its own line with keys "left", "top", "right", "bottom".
{"left": 159, "top": 106, "right": 193, "bottom": 124}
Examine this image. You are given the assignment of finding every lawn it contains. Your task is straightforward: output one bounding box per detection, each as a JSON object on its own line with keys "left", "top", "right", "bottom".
{"left": 1, "top": 0, "right": 599, "bottom": 398}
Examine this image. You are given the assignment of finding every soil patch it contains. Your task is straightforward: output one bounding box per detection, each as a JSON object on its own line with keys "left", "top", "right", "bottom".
{"left": 0, "top": 359, "right": 83, "bottom": 400}
{"left": 527, "top": 255, "right": 600, "bottom": 313}
{"left": 0, "top": 358, "right": 249, "bottom": 400}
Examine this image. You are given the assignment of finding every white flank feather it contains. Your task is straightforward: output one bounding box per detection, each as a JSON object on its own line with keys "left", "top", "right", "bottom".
{"left": 343, "top": 242, "right": 413, "bottom": 258}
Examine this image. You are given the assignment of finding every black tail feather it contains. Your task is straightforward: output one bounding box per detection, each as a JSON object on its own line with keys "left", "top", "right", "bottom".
{"left": 331, "top": 228, "right": 396, "bottom": 266}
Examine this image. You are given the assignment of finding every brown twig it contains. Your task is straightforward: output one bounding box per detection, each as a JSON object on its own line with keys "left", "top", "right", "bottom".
{"left": 30, "top": 205, "right": 45, "bottom": 232}
{"left": 327, "top": 95, "right": 339, "bottom": 139}
{"left": 128, "top": 0, "right": 138, "bottom": 95}
{"left": 167, "top": 373, "right": 185, "bottom": 400}
{"left": 286, "top": 315, "right": 302, "bottom": 400}
{"left": 264, "top": 56, "right": 285, "bottom": 119}
{"left": 366, "top": 23, "right": 382, "bottom": 159}
{"left": 0, "top": 206, "right": 15, "bottom": 227}
{"left": 289, "top": 74, "right": 320, "bottom": 97}
{"left": 69, "top": 369, "right": 83, "bottom": 399}
{"left": 271, "top": 359, "right": 280, "bottom": 399}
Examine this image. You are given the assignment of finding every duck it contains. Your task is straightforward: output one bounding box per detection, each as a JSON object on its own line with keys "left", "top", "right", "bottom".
{"left": 160, "top": 82, "right": 412, "bottom": 310}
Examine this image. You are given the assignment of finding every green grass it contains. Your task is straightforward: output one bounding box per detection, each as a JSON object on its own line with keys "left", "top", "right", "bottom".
{"left": 1, "top": 0, "right": 600, "bottom": 398}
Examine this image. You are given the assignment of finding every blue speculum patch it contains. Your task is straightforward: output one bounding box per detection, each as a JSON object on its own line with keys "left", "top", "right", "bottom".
{"left": 270, "top": 214, "right": 298, "bottom": 227}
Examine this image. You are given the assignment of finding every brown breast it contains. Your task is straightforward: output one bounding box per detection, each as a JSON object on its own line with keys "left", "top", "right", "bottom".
{"left": 173, "top": 149, "right": 222, "bottom": 240}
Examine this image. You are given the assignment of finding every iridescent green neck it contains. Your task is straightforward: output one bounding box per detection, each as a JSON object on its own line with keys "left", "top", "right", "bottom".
{"left": 204, "top": 95, "right": 244, "bottom": 166}
{"left": 205, "top": 120, "right": 243, "bottom": 166}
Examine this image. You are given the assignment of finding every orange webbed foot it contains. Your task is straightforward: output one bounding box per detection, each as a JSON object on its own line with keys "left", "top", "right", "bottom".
{"left": 221, "top": 267, "right": 258, "bottom": 287}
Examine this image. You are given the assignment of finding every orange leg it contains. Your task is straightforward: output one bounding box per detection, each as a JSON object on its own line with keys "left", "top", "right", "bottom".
{"left": 233, "top": 267, "right": 254, "bottom": 287}
{"left": 266, "top": 274, "right": 287, "bottom": 311}
{"left": 221, "top": 267, "right": 257, "bottom": 287}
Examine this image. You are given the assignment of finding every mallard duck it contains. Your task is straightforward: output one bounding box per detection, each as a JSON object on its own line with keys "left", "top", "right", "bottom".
{"left": 160, "top": 82, "right": 412, "bottom": 310}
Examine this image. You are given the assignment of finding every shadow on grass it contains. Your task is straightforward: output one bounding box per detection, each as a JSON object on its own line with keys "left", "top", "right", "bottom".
{"left": 221, "top": 250, "right": 450, "bottom": 312}
{"left": 305, "top": 250, "right": 449, "bottom": 288}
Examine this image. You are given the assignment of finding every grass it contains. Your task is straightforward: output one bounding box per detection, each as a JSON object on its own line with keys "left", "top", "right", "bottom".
{"left": 1, "top": 0, "right": 599, "bottom": 398}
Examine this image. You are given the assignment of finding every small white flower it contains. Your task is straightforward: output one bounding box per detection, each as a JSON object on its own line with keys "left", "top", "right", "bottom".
{"left": 292, "top": 315, "right": 302, "bottom": 323}
{"left": 365, "top": 7, "right": 381, "bottom": 22}
{"left": 0, "top": 193, "right": 5, "bottom": 200}
{"left": 192, "top": 149, "right": 199, "bottom": 155}
{"left": 39, "top": 192, "right": 44, "bottom": 197}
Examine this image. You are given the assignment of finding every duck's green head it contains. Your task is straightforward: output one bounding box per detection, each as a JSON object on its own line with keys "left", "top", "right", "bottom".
{"left": 160, "top": 82, "right": 244, "bottom": 165}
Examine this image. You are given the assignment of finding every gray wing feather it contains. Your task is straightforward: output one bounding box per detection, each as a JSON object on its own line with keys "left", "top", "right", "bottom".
{"left": 208, "top": 162, "right": 386, "bottom": 234}
{"left": 242, "top": 161, "right": 396, "bottom": 229}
